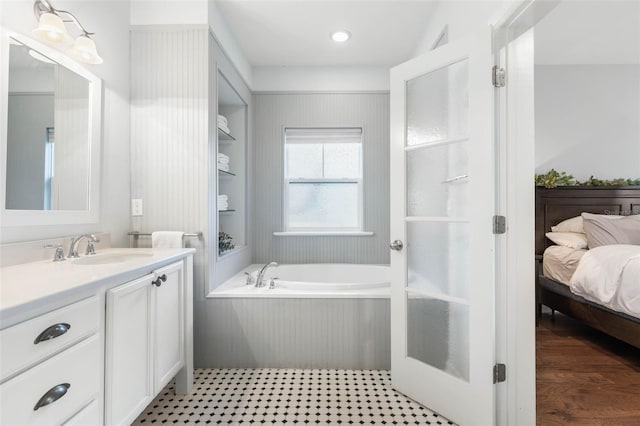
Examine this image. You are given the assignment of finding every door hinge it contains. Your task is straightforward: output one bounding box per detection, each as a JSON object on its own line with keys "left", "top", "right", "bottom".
{"left": 493, "top": 363, "right": 506, "bottom": 383}
{"left": 493, "top": 215, "right": 506, "bottom": 234}
{"left": 492, "top": 66, "right": 506, "bottom": 88}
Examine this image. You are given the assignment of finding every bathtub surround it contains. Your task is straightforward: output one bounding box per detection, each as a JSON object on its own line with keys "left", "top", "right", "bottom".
{"left": 198, "top": 297, "right": 390, "bottom": 369}
{"left": 253, "top": 93, "right": 390, "bottom": 264}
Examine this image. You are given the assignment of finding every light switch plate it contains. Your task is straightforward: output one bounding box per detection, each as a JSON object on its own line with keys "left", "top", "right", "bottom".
{"left": 131, "top": 199, "right": 143, "bottom": 216}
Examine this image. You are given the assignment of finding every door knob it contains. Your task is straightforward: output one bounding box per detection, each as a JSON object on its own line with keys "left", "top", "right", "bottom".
{"left": 389, "top": 240, "right": 404, "bottom": 251}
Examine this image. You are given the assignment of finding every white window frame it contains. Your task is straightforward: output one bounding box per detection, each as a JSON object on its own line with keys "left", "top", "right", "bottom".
{"left": 283, "top": 127, "right": 364, "bottom": 233}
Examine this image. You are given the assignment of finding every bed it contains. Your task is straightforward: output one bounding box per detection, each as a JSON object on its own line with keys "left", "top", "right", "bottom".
{"left": 535, "top": 186, "right": 640, "bottom": 349}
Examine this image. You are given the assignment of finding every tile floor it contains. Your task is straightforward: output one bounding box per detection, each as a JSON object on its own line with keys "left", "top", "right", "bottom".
{"left": 134, "top": 368, "right": 455, "bottom": 425}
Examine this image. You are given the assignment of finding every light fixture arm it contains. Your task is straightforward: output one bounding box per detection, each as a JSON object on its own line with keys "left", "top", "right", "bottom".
{"left": 33, "top": 0, "right": 94, "bottom": 37}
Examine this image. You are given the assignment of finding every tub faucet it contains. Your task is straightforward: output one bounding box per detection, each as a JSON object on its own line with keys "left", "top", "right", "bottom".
{"left": 68, "top": 234, "right": 100, "bottom": 258}
{"left": 256, "top": 262, "right": 278, "bottom": 288}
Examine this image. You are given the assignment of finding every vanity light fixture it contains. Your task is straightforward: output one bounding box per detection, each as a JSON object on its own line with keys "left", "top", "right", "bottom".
{"left": 32, "top": 0, "right": 103, "bottom": 64}
{"left": 331, "top": 30, "right": 351, "bottom": 43}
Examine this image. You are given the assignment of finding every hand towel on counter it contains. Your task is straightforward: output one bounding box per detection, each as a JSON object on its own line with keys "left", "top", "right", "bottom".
{"left": 151, "top": 231, "right": 184, "bottom": 248}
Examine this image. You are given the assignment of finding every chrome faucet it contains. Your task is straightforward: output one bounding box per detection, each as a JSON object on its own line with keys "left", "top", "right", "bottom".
{"left": 68, "top": 234, "right": 100, "bottom": 258}
{"left": 256, "top": 262, "right": 278, "bottom": 288}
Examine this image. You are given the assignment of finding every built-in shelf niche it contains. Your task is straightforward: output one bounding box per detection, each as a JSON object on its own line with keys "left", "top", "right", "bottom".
{"left": 216, "top": 71, "right": 247, "bottom": 258}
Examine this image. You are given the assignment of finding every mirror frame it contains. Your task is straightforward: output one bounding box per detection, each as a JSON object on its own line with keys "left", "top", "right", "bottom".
{"left": 0, "top": 31, "right": 102, "bottom": 226}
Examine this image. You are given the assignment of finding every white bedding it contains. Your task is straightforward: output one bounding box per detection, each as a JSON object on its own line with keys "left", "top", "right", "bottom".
{"left": 570, "top": 244, "right": 640, "bottom": 319}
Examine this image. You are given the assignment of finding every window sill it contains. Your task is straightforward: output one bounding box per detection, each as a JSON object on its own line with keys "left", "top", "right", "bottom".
{"left": 273, "top": 231, "right": 374, "bottom": 237}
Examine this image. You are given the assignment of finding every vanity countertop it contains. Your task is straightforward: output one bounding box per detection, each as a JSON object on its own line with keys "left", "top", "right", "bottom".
{"left": 0, "top": 248, "right": 195, "bottom": 328}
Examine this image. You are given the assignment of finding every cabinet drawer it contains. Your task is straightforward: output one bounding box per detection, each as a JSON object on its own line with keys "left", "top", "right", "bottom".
{"left": 63, "top": 400, "right": 100, "bottom": 426}
{"left": 1, "top": 297, "right": 99, "bottom": 381}
{"left": 0, "top": 335, "right": 100, "bottom": 426}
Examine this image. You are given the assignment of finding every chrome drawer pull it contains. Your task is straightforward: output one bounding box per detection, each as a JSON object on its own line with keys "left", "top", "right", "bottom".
{"left": 33, "top": 383, "right": 70, "bottom": 411}
{"left": 34, "top": 323, "right": 71, "bottom": 344}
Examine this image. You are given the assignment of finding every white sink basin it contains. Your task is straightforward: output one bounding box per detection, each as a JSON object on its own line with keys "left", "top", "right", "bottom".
{"left": 71, "top": 253, "right": 154, "bottom": 265}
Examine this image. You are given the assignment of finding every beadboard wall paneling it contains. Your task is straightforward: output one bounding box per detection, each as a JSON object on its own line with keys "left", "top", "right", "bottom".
{"left": 130, "top": 28, "right": 209, "bottom": 297}
{"left": 253, "top": 93, "right": 390, "bottom": 264}
{"left": 197, "top": 298, "right": 390, "bottom": 369}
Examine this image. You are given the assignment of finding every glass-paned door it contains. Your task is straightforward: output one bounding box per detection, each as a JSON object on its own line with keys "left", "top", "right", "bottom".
{"left": 389, "top": 27, "right": 496, "bottom": 426}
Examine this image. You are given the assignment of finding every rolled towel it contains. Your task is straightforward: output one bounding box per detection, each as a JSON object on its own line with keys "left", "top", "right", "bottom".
{"left": 218, "top": 124, "right": 231, "bottom": 134}
{"left": 218, "top": 164, "right": 230, "bottom": 172}
{"left": 151, "top": 231, "right": 184, "bottom": 248}
{"left": 218, "top": 153, "right": 229, "bottom": 159}
{"left": 217, "top": 114, "right": 228, "bottom": 125}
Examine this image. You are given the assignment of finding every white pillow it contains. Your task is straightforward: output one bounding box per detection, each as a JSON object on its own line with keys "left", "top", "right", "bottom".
{"left": 551, "top": 214, "right": 623, "bottom": 234}
{"left": 545, "top": 232, "right": 589, "bottom": 250}
{"left": 551, "top": 216, "right": 584, "bottom": 234}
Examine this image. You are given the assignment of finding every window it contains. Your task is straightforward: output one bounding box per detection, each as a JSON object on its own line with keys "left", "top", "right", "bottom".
{"left": 284, "top": 127, "right": 363, "bottom": 232}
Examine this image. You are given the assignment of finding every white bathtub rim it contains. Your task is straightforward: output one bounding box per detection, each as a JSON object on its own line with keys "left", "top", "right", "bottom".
{"left": 209, "top": 263, "right": 391, "bottom": 299}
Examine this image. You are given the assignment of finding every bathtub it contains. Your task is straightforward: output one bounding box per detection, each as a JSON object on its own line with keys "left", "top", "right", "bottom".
{"left": 212, "top": 263, "right": 390, "bottom": 298}
{"left": 201, "top": 263, "right": 391, "bottom": 369}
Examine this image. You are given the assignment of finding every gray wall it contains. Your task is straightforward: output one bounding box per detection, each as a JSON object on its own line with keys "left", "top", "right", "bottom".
{"left": 6, "top": 94, "right": 53, "bottom": 210}
{"left": 253, "top": 93, "right": 390, "bottom": 264}
{"left": 535, "top": 65, "right": 640, "bottom": 181}
{"left": 130, "top": 28, "right": 209, "bottom": 299}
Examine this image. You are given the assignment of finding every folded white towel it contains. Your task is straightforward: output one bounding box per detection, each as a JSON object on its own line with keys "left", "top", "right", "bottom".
{"left": 218, "top": 194, "right": 228, "bottom": 201}
{"left": 218, "top": 153, "right": 229, "bottom": 159}
{"left": 217, "top": 158, "right": 230, "bottom": 165}
{"left": 218, "top": 125, "right": 231, "bottom": 134}
{"left": 151, "top": 231, "right": 184, "bottom": 248}
{"left": 218, "top": 203, "right": 229, "bottom": 211}
{"left": 217, "top": 114, "right": 228, "bottom": 125}
{"left": 218, "top": 164, "right": 230, "bottom": 172}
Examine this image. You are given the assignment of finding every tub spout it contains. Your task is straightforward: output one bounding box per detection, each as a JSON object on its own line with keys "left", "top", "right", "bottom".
{"left": 256, "top": 262, "right": 278, "bottom": 288}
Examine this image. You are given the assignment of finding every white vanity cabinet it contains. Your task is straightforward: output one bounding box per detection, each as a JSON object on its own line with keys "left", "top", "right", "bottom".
{"left": 105, "top": 260, "right": 185, "bottom": 426}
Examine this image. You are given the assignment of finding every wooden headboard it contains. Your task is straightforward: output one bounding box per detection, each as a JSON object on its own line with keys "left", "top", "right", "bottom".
{"left": 535, "top": 186, "right": 640, "bottom": 256}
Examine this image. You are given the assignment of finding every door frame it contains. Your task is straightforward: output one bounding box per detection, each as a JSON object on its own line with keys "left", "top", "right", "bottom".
{"left": 490, "top": 1, "right": 560, "bottom": 425}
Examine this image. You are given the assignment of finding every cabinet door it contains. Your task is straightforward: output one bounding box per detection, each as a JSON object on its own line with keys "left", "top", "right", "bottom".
{"left": 153, "top": 261, "right": 185, "bottom": 394}
{"left": 105, "top": 274, "right": 154, "bottom": 426}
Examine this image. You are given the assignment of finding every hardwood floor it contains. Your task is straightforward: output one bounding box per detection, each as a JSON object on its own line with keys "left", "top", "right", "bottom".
{"left": 537, "top": 312, "right": 640, "bottom": 425}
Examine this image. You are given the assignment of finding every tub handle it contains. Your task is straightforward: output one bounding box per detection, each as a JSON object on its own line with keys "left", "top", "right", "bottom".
{"left": 244, "top": 272, "right": 255, "bottom": 286}
{"left": 269, "top": 277, "right": 279, "bottom": 290}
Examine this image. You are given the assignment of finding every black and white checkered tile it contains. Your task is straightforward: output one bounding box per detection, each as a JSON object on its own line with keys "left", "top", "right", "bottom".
{"left": 134, "top": 369, "right": 455, "bottom": 425}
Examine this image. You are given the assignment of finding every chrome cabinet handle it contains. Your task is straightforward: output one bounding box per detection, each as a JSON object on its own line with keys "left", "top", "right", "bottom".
{"left": 34, "top": 323, "right": 71, "bottom": 344}
{"left": 33, "top": 383, "right": 70, "bottom": 410}
{"left": 389, "top": 240, "right": 404, "bottom": 251}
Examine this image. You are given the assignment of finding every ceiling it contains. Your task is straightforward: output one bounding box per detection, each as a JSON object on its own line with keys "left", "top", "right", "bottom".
{"left": 535, "top": 0, "right": 640, "bottom": 65}
{"left": 216, "top": 0, "right": 438, "bottom": 67}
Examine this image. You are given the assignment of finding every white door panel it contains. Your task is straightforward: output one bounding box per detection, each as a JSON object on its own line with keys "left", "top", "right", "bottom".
{"left": 390, "top": 26, "right": 496, "bottom": 426}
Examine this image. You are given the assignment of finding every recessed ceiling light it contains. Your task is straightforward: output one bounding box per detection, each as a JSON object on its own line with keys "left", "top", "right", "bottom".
{"left": 331, "top": 30, "right": 351, "bottom": 43}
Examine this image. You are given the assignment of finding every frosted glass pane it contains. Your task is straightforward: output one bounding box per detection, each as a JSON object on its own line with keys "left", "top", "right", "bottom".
{"left": 407, "top": 142, "right": 468, "bottom": 217}
{"left": 288, "top": 183, "right": 359, "bottom": 228}
{"left": 286, "top": 144, "right": 322, "bottom": 178}
{"left": 407, "top": 294, "right": 469, "bottom": 381}
{"left": 406, "top": 59, "right": 468, "bottom": 146}
{"left": 407, "top": 222, "right": 469, "bottom": 300}
{"left": 324, "top": 143, "right": 361, "bottom": 178}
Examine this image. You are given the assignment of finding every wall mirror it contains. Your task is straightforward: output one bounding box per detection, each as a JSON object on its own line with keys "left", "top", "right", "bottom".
{"left": 0, "top": 32, "right": 101, "bottom": 226}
